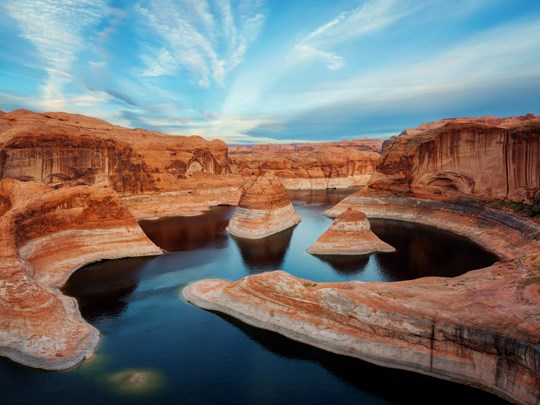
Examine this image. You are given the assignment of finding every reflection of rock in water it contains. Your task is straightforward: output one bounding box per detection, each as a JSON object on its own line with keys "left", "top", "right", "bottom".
{"left": 214, "top": 312, "right": 507, "bottom": 405}
{"left": 287, "top": 188, "right": 359, "bottom": 207}
{"left": 231, "top": 226, "right": 295, "bottom": 272}
{"left": 313, "top": 254, "right": 369, "bottom": 275}
{"left": 139, "top": 206, "right": 234, "bottom": 252}
{"left": 62, "top": 256, "right": 155, "bottom": 321}
{"left": 370, "top": 219, "right": 498, "bottom": 281}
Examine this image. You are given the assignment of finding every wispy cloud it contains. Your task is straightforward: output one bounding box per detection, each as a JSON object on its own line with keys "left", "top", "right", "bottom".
{"left": 4, "top": 0, "right": 110, "bottom": 109}
{"left": 294, "top": 0, "right": 411, "bottom": 70}
{"left": 136, "top": 0, "right": 265, "bottom": 87}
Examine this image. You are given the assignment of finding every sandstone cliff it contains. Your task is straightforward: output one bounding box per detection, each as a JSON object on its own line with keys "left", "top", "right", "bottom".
{"left": 369, "top": 114, "right": 540, "bottom": 208}
{"left": 0, "top": 109, "right": 234, "bottom": 194}
{"left": 0, "top": 179, "right": 162, "bottom": 369}
{"left": 229, "top": 139, "right": 382, "bottom": 189}
{"left": 307, "top": 208, "right": 395, "bottom": 255}
{"left": 226, "top": 173, "right": 301, "bottom": 239}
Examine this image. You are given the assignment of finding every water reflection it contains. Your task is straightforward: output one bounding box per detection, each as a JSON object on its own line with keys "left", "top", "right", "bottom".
{"left": 62, "top": 257, "right": 155, "bottom": 321}
{"left": 313, "top": 254, "right": 370, "bottom": 275}
{"left": 287, "top": 188, "right": 360, "bottom": 207}
{"left": 215, "top": 312, "right": 508, "bottom": 405}
{"left": 139, "top": 206, "right": 234, "bottom": 252}
{"left": 370, "top": 219, "right": 499, "bottom": 281}
{"left": 230, "top": 226, "right": 296, "bottom": 273}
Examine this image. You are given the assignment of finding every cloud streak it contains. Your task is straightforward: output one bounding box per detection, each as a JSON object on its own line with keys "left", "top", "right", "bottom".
{"left": 5, "top": 0, "right": 110, "bottom": 109}
{"left": 136, "top": 0, "right": 264, "bottom": 87}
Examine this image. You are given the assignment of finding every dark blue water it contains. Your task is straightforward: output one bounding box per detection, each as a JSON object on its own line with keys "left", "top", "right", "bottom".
{"left": 0, "top": 189, "right": 505, "bottom": 404}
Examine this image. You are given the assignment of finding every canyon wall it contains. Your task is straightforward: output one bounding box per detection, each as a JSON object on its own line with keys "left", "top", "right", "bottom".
{"left": 369, "top": 114, "right": 540, "bottom": 207}
{"left": 0, "top": 179, "right": 162, "bottom": 369}
{"left": 229, "top": 139, "right": 383, "bottom": 189}
{"left": 0, "top": 109, "right": 232, "bottom": 194}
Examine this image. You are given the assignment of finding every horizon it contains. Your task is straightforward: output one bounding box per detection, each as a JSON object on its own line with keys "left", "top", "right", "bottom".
{"left": 1, "top": 1, "right": 539, "bottom": 144}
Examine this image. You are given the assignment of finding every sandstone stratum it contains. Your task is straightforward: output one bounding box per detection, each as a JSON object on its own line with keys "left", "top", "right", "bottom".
{"left": 0, "top": 179, "right": 161, "bottom": 369}
{"left": 307, "top": 208, "right": 395, "bottom": 255}
{"left": 230, "top": 140, "right": 382, "bottom": 189}
{"left": 0, "top": 110, "right": 383, "bottom": 218}
{"left": 226, "top": 173, "right": 302, "bottom": 239}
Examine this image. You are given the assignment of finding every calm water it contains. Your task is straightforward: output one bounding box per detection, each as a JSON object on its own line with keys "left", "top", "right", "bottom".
{"left": 0, "top": 189, "right": 505, "bottom": 404}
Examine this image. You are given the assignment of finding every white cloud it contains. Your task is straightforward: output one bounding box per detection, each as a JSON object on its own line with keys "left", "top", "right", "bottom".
{"left": 136, "top": 0, "right": 264, "bottom": 87}
{"left": 296, "top": 0, "right": 411, "bottom": 71}
{"left": 5, "top": 0, "right": 110, "bottom": 109}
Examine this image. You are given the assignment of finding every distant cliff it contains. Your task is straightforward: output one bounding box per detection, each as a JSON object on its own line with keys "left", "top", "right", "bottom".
{"left": 368, "top": 114, "right": 540, "bottom": 209}
{"left": 229, "top": 139, "right": 383, "bottom": 189}
{"left": 0, "top": 109, "right": 231, "bottom": 194}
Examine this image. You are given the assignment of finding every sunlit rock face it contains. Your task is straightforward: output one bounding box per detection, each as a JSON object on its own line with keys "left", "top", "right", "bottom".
{"left": 226, "top": 173, "right": 302, "bottom": 239}
{"left": 229, "top": 139, "right": 383, "bottom": 189}
{"left": 0, "top": 179, "right": 162, "bottom": 370}
{"left": 307, "top": 208, "right": 395, "bottom": 255}
{"left": 368, "top": 114, "right": 540, "bottom": 206}
{"left": 183, "top": 257, "right": 540, "bottom": 405}
{"left": 0, "top": 109, "right": 232, "bottom": 194}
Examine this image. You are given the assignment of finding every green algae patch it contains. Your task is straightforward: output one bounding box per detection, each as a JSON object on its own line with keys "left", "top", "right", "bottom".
{"left": 107, "top": 368, "right": 165, "bottom": 395}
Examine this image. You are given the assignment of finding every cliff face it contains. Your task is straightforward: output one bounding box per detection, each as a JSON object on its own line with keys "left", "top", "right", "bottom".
{"left": 369, "top": 115, "right": 540, "bottom": 206}
{"left": 230, "top": 139, "right": 383, "bottom": 189}
{"left": 226, "top": 173, "right": 302, "bottom": 239}
{"left": 0, "top": 179, "right": 162, "bottom": 369}
{"left": 0, "top": 110, "right": 232, "bottom": 194}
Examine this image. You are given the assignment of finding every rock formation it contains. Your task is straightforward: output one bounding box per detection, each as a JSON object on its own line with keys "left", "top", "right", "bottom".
{"left": 229, "top": 139, "right": 382, "bottom": 189}
{"left": 183, "top": 256, "right": 540, "bottom": 405}
{"left": 307, "top": 208, "right": 395, "bottom": 255}
{"left": 0, "top": 179, "right": 162, "bottom": 369}
{"left": 226, "top": 173, "right": 301, "bottom": 239}
{"left": 0, "top": 109, "right": 243, "bottom": 218}
{"left": 369, "top": 114, "right": 540, "bottom": 207}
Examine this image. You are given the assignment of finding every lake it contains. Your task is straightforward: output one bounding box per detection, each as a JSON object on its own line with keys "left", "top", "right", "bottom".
{"left": 0, "top": 189, "right": 506, "bottom": 404}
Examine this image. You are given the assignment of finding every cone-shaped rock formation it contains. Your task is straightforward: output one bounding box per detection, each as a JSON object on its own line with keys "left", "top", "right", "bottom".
{"left": 226, "top": 173, "right": 301, "bottom": 239}
{"left": 307, "top": 208, "right": 395, "bottom": 255}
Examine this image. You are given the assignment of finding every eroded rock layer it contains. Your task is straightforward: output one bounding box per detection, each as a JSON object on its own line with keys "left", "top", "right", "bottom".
{"left": 0, "top": 179, "right": 162, "bottom": 369}
{"left": 307, "top": 208, "right": 395, "bottom": 255}
{"left": 0, "top": 109, "right": 234, "bottom": 194}
{"left": 183, "top": 258, "right": 540, "bottom": 405}
{"left": 370, "top": 114, "right": 540, "bottom": 207}
{"left": 230, "top": 139, "right": 383, "bottom": 189}
{"left": 226, "top": 174, "right": 301, "bottom": 239}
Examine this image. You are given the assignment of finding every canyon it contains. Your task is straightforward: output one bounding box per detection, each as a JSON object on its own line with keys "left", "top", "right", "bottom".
{"left": 1, "top": 109, "right": 539, "bottom": 404}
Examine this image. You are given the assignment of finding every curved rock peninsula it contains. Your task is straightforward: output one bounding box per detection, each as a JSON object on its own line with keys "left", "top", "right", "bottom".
{"left": 183, "top": 257, "right": 540, "bottom": 405}
{"left": 0, "top": 179, "right": 162, "bottom": 369}
{"left": 226, "top": 174, "right": 302, "bottom": 239}
{"left": 307, "top": 208, "right": 395, "bottom": 255}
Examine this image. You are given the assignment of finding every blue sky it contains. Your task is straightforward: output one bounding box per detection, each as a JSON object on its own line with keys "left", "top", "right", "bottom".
{"left": 1, "top": 0, "right": 539, "bottom": 143}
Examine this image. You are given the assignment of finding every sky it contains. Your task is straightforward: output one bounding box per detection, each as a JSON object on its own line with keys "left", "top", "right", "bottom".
{"left": 1, "top": 0, "right": 540, "bottom": 144}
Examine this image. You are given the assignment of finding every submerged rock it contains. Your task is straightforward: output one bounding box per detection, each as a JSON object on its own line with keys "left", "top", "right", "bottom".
{"left": 307, "top": 208, "right": 395, "bottom": 255}
{"left": 226, "top": 173, "right": 301, "bottom": 239}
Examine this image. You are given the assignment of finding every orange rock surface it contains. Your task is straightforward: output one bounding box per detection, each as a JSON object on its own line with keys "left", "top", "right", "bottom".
{"left": 229, "top": 139, "right": 383, "bottom": 189}
{"left": 183, "top": 257, "right": 540, "bottom": 405}
{"left": 0, "top": 109, "right": 243, "bottom": 219}
{"left": 226, "top": 173, "right": 302, "bottom": 239}
{"left": 369, "top": 114, "right": 540, "bottom": 206}
{"left": 307, "top": 208, "right": 395, "bottom": 255}
{"left": 0, "top": 179, "right": 162, "bottom": 369}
